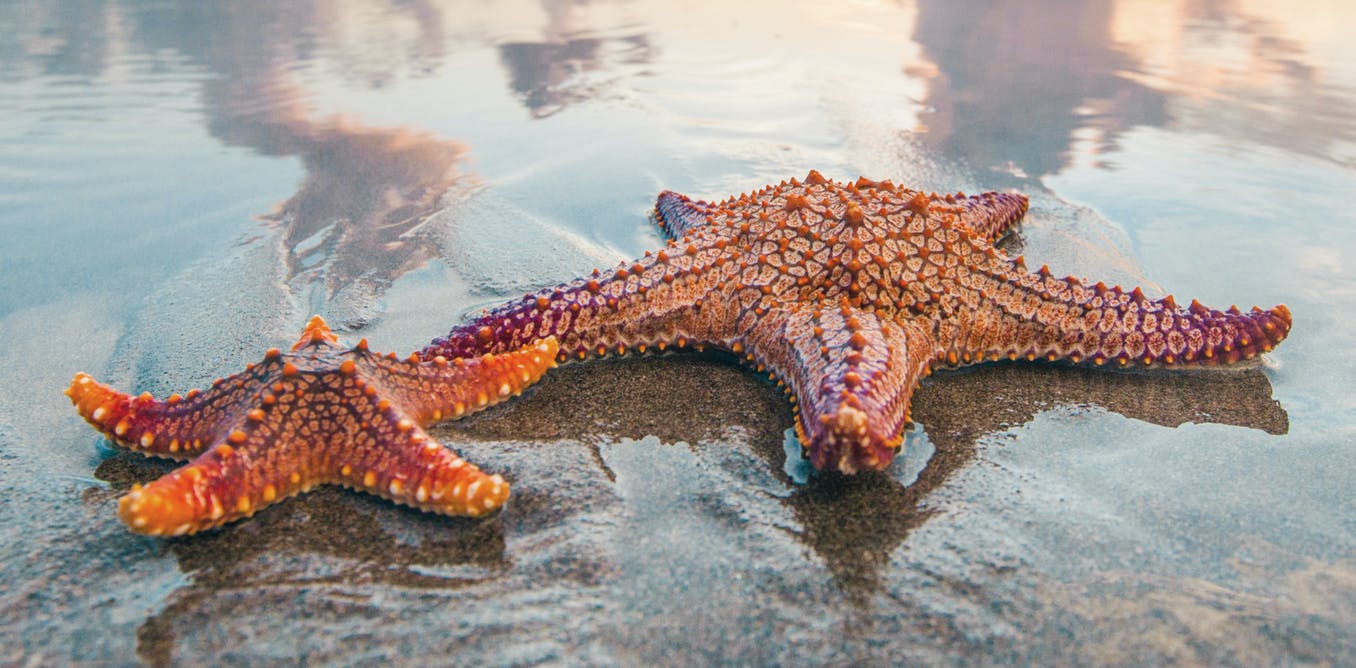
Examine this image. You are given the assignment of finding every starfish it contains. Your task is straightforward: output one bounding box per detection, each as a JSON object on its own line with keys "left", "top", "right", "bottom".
{"left": 423, "top": 171, "right": 1291, "bottom": 473}
{"left": 67, "top": 316, "right": 558, "bottom": 535}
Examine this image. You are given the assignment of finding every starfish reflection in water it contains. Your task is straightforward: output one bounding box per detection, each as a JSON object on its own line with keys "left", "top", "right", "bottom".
{"left": 442, "top": 353, "right": 1288, "bottom": 599}
{"left": 70, "top": 172, "right": 1290, "bottom": 535}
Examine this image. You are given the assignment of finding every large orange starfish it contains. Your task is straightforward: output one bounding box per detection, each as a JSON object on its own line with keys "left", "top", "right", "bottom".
{"left": 424, "top": 171, "right": 1291, "bottom": 473}
{"left": 67, "top": 316, "right": 557, "bottom": 535}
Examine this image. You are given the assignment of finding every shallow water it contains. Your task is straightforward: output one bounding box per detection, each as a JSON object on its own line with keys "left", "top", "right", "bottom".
{"left": 2, "top": 0, "right": 1354, "bottom": 664}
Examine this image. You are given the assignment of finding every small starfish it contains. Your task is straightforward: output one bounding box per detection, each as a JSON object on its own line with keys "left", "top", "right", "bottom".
{"left": 424, "top": 171, "right": 1291, "bottom": 474}
{"left": 67, "top": 316, "right": 558, "bottom": 536}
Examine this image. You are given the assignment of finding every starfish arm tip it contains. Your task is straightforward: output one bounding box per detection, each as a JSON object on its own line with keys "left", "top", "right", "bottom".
{"left": 65, "top": 372, "right": 146, "bottom": 446}
{"left": 409, "top": 336, "right": 561, "bottom": 424}
{"left": 118, "top": 467, "right": 227, "bottom": 536}
{"left": 293, "top": 314, "right": 340, "bottom": 350}
{"left": 654, "top": 190, "right": 716, "bottom": 239}
{"left": 359, "top": 446, "right": 511, "bottom": 518}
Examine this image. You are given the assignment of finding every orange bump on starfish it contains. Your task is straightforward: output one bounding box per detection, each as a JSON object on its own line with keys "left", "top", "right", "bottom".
{"left": 66, "top": 316, "right": 558, "bottom": 536}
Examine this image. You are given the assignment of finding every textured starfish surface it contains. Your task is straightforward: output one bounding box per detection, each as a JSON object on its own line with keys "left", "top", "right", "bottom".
{"left": 67, "top": 316, "right": 558, "bottom": 535}
{"left": 424, "top": 170, "right": 1291, "bottom": 474}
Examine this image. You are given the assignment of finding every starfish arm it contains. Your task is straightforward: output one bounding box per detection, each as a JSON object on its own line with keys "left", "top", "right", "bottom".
{"left": 422, "top": 236, "right": 732, "bottom": 362}
{"left": 957, "top": 261, "right": 1293, "bottom": 368}
{"left": 742, "top": 302, "right": 937, "bottom": 474}
{"left": 954, "top": 191, "right": 1029, "bottom": 243}
{"left": 66, "top": 360, "right": 287, "bottom": 461}
{"left": 115, "top": 438, "right": 274, "bottom": 536}
{"left": 358, "top": 338, "right": 559, "bottom": 426}
{"left": 114, "top": 413, "right": 508, "bottom": 536}
{"left": 330, "top": 420, "right": 511, "bottom": 518}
